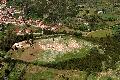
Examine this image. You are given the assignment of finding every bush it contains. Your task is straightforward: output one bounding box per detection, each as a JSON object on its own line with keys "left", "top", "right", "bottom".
{"left": 43, "top": 29, "right": 55, "bottom": 35}
{"left": 74, "top": 31, "right": 82, "bottom": 38}
{"left": 62, "top": 30, "right": 67, "bottom": 34}
{"left": 112, "top": 24, "right": 120, "bottom": 36}
{"left": 78, "top": 24, "right": 88, "bottom": 31}
{"left": 0, "top": 30, "right": 17, "bottom": 51}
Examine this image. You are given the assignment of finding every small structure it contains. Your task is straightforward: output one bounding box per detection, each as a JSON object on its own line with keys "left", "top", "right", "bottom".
{"left": 1, "top": 0, "right": 7, "bottom": 4}
{"left": 12, "top": 40, "right": 32, "bottom": 51}
{"left": 7, "top": 6, "right": 15, "bottom": 16}
{"left": 97, "top": 11, "right": 103, "bottom": 14}
{"left": 84, "top": 22, "right": 89, "bottom": 26}
{"left": 15, "top": 28, "right": 32, "bottom": 36}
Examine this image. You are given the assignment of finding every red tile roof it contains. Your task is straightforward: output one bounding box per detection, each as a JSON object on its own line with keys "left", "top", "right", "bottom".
{"left": 1, "top": 0, "right": 7, "bottom": 4}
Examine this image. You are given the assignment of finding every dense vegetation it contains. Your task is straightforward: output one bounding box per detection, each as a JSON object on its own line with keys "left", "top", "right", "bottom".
{"left": 0, "top": 0, "right": 120, "bottom": 80}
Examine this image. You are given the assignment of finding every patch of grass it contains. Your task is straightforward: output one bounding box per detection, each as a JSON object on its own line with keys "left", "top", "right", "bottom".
{"left": 8, "top": 63, "right": 26, "bottom": 80}
{"left": 33, "top": 46, "right": 93, "bottom": 66}
{"left": 87, "top": 74, "right": 118, "bottom": 80}
{"left": 87, "top": 29, "right": 113, "bottom": 38}
{"left": 26, "top": 69, "right": 54, "bottom": 80}
{"left": 24, "top": 65, "right": 87, "bottom": 80}
{"left": 87, "top": 73, "right": 97, "bottom": 80}
{"left": 34, "top": 38, "right": 94, "bottom": 63}
{"left": 0, "top": 62, "right": 8, "bottom": 78}
{"left": 99, "top": 76, "right": 113, "bottom": 80}
{"left": 0, "top": 32, "right": 5, "bottom": 39}
{"left": 100, "top": 14, "right": 120, "bottom": 20}
{"left": 55, "top": 47, "right": 91, "bottom": 62}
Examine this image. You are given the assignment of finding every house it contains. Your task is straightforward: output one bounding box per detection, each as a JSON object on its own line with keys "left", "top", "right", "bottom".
{"left": 36, "top": 20, "right": 43, "bottom": 27}
{"left": 7, "top": 6, "right": 15, "bottom": 16}
{"left": 15, "top": 27, "right": 32, "bottom": 36}
{"left": 25, "top": 28, "right": 32, "bottom": 34}
{"left": 16, "top": 30, "right": 24, "bottom": 35}
{"left": 12, "top": 40, "right": 31, "bottom": 50}
{"left": 26, "top": 18, "right": 33, "bottom": 25}
{"left": 1, "top": 16, "right": 8, "bottom": 22}
{"left": 49, "top": 23, "right": 62, "bottom": 32}
{"left": 1, "top": 0, "right": 7, "bottom": 4}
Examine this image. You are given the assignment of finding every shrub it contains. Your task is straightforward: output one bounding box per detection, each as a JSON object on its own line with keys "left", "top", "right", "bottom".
{"left": 74, "top": 31, "right": 82, "bottom": 38}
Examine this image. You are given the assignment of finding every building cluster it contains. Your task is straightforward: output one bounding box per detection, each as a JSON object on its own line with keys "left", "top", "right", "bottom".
{"left": 15, "top": 27, "right": 33, "bottom": 36}
{"left": 0, "top": 0, "right": 7, "bottom": 4}
{"left": 0, "top": 7, "right": 61, "bottom": 31}
{"left": 0, "top": 0, "right": 62, "bottom": 35}
{"left": 13, "top": 18, "right": 62, "bottom": 35}
{"left": 0, "top": 6, "right": 16, "bottom": 24}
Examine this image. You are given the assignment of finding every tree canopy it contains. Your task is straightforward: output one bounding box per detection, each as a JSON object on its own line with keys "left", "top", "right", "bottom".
{"left": 7, "top": 0, "right": 80, "bottom": 24}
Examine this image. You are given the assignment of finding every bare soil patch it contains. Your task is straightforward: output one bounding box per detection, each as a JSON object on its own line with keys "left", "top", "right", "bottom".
{"left": 18, "top": 42, "right": 43, "bottom": 62}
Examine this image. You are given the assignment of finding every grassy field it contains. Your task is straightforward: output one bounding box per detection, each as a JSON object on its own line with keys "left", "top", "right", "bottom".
{"left": 100, "top": 14, "right": 120, "bottom": 20}
{"left": 87, "top": 73, "right": 120, "bottom": 80}
{"left": 24, "top": 64, "right": 87, "bottom": 80}
{"left": 86, "top": 29, "right": 113, "bottom": 38}
{"left": 1, "top": 62, "right": 120, "bottom": 80}
{"left": 18, "top": 62, "right": 120, "bottom": 80}
{"left": 55, "top": 47, "right": 90, "bottom": 62}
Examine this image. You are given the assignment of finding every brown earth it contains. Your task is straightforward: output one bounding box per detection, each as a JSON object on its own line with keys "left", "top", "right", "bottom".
{"left": 18, "top": 42, "right": 43, "bottom": 62}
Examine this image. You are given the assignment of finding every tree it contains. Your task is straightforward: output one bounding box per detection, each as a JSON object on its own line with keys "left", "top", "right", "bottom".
{"left": 112, "top": 24, "right": 120, "bottom": 36}
{"left": 0, "top": 23, "right": 6, "bottom": 32}
{"left": 0, "top": 29, "right": 17, "bottom": 51}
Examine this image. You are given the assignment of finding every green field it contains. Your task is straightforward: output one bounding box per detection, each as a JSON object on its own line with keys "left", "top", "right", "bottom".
{"left": 0, "top": 62, "right": 8, "bottom": 78}
{"left": 24, "top": 65, "right": 87, "bottom": 80}
{"left": 8, "top": 63, "right": 26, "bottom": 80}
{"left": 87, "top": 29, "right": 113, "bottom": 38}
